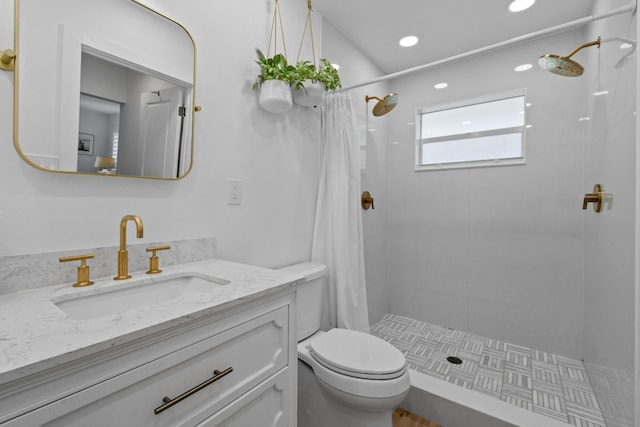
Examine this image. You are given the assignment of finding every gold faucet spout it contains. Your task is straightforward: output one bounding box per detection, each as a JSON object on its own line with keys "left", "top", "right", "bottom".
{"left": 115, "top": 215, "right": 144, "bottom": 280}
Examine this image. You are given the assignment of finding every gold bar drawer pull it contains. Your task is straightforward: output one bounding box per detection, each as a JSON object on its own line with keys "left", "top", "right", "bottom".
{"left": 154, "top": 367, "right": 234, "bottom": 415}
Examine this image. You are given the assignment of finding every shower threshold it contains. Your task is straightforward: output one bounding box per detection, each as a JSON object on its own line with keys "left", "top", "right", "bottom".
{"left": 370, "top": 313, "right": 633, "bottom": 427}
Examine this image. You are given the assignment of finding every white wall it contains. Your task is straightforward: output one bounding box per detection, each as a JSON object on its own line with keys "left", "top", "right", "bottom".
{"left": 0, "top": 0, "right": 323, "bottom": 272}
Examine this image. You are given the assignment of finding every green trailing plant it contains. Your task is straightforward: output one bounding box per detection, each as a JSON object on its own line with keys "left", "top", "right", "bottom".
{"left": 293, "top": 58, "right": 342, "bottom": 91}
{"left": 253, "top": 48, "right": 298, "bottom": 89}
{"left": 293, "top": 60, "right": 317, "bottom": 90}
{"left": 317, "top": 59, "right": 341, "bottom": 90}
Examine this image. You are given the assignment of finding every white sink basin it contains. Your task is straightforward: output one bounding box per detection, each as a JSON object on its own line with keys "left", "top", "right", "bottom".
{"left": 53, "top": 273, "right": 230, "bottom": 320}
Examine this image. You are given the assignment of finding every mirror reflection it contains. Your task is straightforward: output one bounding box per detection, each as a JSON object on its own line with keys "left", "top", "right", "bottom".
{"left": 15, "top": 0, "right": 196, "bottom": 179}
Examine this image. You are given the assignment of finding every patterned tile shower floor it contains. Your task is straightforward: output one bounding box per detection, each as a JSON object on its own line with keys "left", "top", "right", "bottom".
{"left": 370, "top": 314, "right": 633, "bottom": 427}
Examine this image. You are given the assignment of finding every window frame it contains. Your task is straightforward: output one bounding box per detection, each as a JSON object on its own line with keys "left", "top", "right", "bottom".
{"left": 415, "top": 89, "right": 527, "bottom": 171}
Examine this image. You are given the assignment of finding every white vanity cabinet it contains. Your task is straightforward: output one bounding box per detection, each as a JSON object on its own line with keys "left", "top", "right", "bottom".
{"left": 0, "top": 294, "right": 296, "bottom": 427}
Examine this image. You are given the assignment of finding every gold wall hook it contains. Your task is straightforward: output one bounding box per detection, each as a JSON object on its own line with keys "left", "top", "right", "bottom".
{"left": 59, "top": 254, "right": 95, "bottom": 287}
{"left": 0, "top": 49, "right": 16, "bottom": 71}
{"left": 362, "top": 191, "right": 375, "bottom": 210}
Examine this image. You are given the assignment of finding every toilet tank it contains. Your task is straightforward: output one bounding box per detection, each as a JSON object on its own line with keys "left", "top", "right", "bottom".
{"left": 277, "top": 262, "right": 327, "bottom": 341}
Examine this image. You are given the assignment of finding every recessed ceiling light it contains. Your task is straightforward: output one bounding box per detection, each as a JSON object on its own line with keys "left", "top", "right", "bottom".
{"left": 399, "top": 36, "right": 419, "bottom": 47}
{"left": 461, "top": 121, "right": 472, "bottom": 125}
{"left": 526, "top": 124, "right": 533, "bottom": 128}
{"left": 593, "top": 90, "right": 609, "bottom": 96}
{"left": 514, "top": 63, "right": 533, "bottom": 72}
{"left": 508, "top": 0, "right": 535, "bottom": 12}
{"left": 434, "top": 82, "right": 448, "bottom": 89}
{"left": 578, "top": 116, "right": 591, "bottom": 121}
{"left": 526, "top": 102, "right": 532, "bottom": 107}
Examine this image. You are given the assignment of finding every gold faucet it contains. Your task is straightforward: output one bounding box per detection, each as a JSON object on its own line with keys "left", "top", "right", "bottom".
{"left": 114, "top": 215, "right": 144, "bottom": 280}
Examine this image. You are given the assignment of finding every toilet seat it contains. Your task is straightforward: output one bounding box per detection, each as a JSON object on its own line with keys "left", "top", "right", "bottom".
{"left": 308, "top": 329, "right": 407, "bottom": 380}
{"left": 298, "top": 329, "right": 411, "bottom": 400}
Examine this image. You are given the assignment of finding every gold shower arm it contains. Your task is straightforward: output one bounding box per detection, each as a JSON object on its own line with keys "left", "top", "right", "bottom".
{"left": 365, "top": 96, "right": 382, "bottom": 103}
{"left": 566, "top": 37, "right": 601, "bottom": 59}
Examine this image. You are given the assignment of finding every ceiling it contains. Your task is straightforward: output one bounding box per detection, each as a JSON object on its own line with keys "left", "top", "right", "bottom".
{"left": 312, "top": 0, "right": 597, "bottom": 75}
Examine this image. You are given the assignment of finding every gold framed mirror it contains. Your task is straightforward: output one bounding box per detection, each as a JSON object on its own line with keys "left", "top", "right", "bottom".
{"left": 13, "top": 0, "right": 197, "bottom": 180}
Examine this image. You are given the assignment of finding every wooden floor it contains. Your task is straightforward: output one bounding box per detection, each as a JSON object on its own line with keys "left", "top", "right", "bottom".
{"left": 392, "top": 408, "right": 442, "bottom": 427}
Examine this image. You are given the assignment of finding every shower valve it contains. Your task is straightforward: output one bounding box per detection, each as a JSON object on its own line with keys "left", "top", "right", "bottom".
{"left": 361, "top": 191, "right": 375, "bottom": 210}
{"left": 582, "top": 184, "right": 604, "bottom": 212}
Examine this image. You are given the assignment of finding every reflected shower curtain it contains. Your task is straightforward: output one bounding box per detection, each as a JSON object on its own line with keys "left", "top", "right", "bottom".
{"left": 311, "top": 92, "right": 370, "bottom": 332}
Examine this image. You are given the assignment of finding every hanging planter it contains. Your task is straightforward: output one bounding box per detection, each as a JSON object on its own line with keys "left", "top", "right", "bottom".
{"left": 259, "top": 79, "right": 293, "bottom": 113}
{"left": 292, "top": 1, "right": 341, "bottom": 108}
{"left": 292, "top": 59, "right": 341, "bottom": 107}
{"left": 254, "top": 50, "right": 297, "bottom": 113}
{"left": 253, "top": 0, "right": 295, "bottom": 113}
{"left": 292, "top": 80, "right": 324, "bottom": 107}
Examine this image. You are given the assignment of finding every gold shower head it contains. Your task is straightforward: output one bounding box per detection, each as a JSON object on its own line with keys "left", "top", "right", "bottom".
{"left": 538, "top": 37, "right": 601, "bottom": 77}
{"left": 365, "top": 93, "right": 398, "bottom": 116}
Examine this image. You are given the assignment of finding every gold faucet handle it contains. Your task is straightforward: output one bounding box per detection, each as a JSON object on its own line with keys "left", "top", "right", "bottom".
{"left": 59, "top": 254, "right": 95, "bottom": 287}
{"left": 146, "top": 245, "right": 171, "bottom": 274}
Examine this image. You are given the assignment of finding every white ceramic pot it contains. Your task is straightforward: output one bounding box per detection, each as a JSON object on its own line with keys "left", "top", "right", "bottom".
{"left": 293, "top": 81, "right": 325, "bottom": 107}
{"left": 258, "top": 80, "right": 293, "bottom": 113}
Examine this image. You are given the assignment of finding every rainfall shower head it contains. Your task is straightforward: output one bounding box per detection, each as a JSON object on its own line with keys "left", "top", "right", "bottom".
{"left": 538, "top": 37, "right": 600, "bottom": 77}
{"left": 365, "top": 93, "right": 398, "bottom": 116}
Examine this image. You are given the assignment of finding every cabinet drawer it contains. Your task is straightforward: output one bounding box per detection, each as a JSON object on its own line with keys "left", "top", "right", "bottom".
{"left": 5, "top": 306, "right": 289, "bottom": 427}
{"left": 197, "top": 368, "right": 290, "bottom": 427}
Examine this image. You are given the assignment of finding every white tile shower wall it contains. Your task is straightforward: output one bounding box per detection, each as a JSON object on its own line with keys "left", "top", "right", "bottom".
{"left": 384, "top": 31, "right": 588, "bottom": 359}
{"left": 583, "top": 0, "right": 636, "bottom": 373}
{"left": 0, "top": 237, "right": 216, "bottom": 295}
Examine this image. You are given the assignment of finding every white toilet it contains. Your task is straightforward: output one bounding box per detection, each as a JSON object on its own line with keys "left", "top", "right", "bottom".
{"left": 277, "top": 262, "right": 410, "bottom": 427}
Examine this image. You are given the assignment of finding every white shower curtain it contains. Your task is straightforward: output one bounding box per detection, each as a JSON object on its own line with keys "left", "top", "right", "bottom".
{"left": 311, "top": 92, "right": 370, "bottom": 332}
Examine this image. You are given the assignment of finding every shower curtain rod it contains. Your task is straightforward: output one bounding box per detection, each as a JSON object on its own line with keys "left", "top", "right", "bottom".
{"left": 342, "top": 0, "right": 637, "bottom": 91}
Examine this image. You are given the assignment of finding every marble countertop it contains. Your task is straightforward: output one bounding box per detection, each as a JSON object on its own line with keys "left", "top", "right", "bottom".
{"left": 0, "top": 259, "right": 303, "bottom": 385}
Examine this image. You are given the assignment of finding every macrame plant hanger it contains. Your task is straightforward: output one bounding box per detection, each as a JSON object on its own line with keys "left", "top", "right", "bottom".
{"left": 267, "top": 0, "right": 288, "bottom": 63}
{"left": 296, "top": 0, "right": 317, "bottom": 67}
{"left": 258, "top": 0, "right": 293, "bottom": 113}
{"left": 292, "top": 0, "right": 325, "bottom": 107}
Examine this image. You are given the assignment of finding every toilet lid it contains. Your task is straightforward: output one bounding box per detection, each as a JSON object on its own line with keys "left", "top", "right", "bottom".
{"left": 308, "top": 329, "right": 407, "bottom": 380}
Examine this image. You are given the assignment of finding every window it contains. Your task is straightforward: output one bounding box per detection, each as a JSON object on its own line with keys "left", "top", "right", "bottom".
{"left": 415, "top": 90, "right": 526, "bottom": 170}
{"left": 111, "top": 131, "right": 119, "bottom": 165}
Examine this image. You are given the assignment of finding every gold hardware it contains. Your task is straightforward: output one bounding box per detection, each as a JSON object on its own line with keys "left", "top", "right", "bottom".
{"left": 114, "top": 215, "right": 144, "bottom": 280}
{"left": 154, "top": 367, "right": 233, "bottom": 415}
{"left": 365, "top": 94, "right": 398, "bottom": 116}
{"left": 362, "top": 191, "right": 375, "bottom": 210}
{"left": 0, "top": 49, "right": 16, "bottom": 71}
{"left": 582, "top": 184, "right": 604, "bottom": 212}
{"left": 146, "top": 245, "right": 171, "bottom": 274}
{"left": 59, "top": 254, "right": 95, "bottom": 287}
{"left": 194, "top": 106, "right": 202, "bottom": 112}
